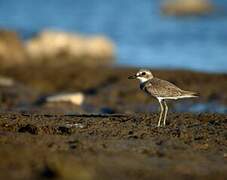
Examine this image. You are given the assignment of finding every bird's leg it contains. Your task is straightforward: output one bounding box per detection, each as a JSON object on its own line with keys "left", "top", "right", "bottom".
{"left": 163, "top": 100, "right": 168, "bottom": 126}
{"left": 158, "top": 99, "right": 164, "bottom": 127}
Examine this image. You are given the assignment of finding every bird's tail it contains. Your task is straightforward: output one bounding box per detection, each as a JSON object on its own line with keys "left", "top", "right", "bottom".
{"left": 181, "top": 90, "right": 199, "bottom": 98}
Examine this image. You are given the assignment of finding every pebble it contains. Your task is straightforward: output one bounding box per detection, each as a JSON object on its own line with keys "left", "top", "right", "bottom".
{"left": 46, "top": 93, "right": 84, "bottom": 105}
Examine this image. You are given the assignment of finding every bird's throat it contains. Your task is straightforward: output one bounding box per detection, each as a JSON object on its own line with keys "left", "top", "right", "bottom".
{"left": 138, "top": 77, "right": 150, "bottom": 83}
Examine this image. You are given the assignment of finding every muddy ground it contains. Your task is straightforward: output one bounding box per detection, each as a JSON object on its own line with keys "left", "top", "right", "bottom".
{"left": 0, "top": 63, "right": 227, "bottom": 111}
{"left": 0, "top": 113, "right": 226, "bottom": 180}
{"left": 0, "top": 64, "right": 227, "bottom": 180}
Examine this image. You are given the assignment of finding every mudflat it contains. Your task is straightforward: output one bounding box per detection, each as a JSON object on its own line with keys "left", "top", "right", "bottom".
{"left": 0, "top": 64, "right": 226, "bottom": 179}
{"left": 0, "top": 113, "right": 226, "bottom": 179}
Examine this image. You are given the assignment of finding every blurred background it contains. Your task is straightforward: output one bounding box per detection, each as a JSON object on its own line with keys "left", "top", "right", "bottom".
{"left": 0, "top": 2, "right": 227, "bottom": 179}
{"left": 0, "top": 0, "right": 226, "bottom": 114}
{"left": 0, "top": 0, "right": 226, "bottom": 72}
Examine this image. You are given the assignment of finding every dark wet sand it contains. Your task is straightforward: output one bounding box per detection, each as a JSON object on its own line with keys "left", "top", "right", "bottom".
{"left": 0, "top": 64, "right": 227, "bottom": 179}
{"left": 0, "top": 113, "right": 226, "bottom": 180}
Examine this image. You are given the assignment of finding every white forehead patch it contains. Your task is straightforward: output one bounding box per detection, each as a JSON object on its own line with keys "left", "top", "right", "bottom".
{"left": 137, "top": 70, "right": 150, "bottom": 76}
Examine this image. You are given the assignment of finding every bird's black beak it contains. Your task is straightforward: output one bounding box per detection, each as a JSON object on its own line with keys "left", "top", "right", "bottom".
{"left": 128, "top": 75, "right": 137, "bottom": 79}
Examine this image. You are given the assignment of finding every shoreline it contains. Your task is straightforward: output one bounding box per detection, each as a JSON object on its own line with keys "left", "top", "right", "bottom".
{"left": 0, "top": 64, "right": 227, "bottom": 179}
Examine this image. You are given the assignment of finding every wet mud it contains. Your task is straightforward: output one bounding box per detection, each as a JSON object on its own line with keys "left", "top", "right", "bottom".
{"left": 0, "top": 113, "right": 226, "bottom": 180}
{"left": 0, "top": 64, "right": 227, "bottom": 179}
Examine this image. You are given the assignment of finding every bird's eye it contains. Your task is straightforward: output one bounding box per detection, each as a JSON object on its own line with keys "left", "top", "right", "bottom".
{"left": 141, "top": 72, "right": 146, "bottom": 75}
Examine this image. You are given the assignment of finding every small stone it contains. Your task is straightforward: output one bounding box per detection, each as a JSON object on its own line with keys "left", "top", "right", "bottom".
{"left": 161, "top": 0, "right": 215, "bottom": 16}
{"left": 46, "top": 93, "right": 84, "bottom": 106}
{"left": 0, "top": 77, "right": 14, "bottom": 87}
{"left": 64, "top": 123, "right": 84, "bottom": 128}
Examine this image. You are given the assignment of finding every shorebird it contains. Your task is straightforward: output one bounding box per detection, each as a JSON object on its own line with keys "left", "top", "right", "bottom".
{"left": 128, "top": 69, "right": 198, "bottom": 127}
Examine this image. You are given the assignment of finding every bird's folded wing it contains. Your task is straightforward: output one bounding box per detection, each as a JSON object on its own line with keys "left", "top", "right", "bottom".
{"left": 144, "top": 78, "right": 183, "bottom": 97}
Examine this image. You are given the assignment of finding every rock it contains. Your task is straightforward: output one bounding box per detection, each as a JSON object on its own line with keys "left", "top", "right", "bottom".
{"left": 25, "top": 31, "right": 115, "bottom": 66}
{"left": 0, "top": 30, "right": 27, "bottom": 67}
{"left": 46, "top": 93, "right": 84, "bottom": 106}
{"left": 161, "top": 0, "right": 215, "bottom": 16}
{"left": 0, "top": 76, "right": 14, "bottom": 87}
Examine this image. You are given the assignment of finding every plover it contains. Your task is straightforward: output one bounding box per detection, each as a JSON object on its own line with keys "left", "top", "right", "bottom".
{"left": 128, "top": 69, "right": 198, "bottom": 127}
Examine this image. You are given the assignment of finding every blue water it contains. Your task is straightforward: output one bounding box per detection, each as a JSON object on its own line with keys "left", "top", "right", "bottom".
{"left": 0, "top": 0, "right": 227, "bottom": 72}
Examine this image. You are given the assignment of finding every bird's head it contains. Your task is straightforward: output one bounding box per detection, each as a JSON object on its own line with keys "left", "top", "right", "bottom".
{"left": 128, "top": 69, "right": 153, "bottom": 83}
